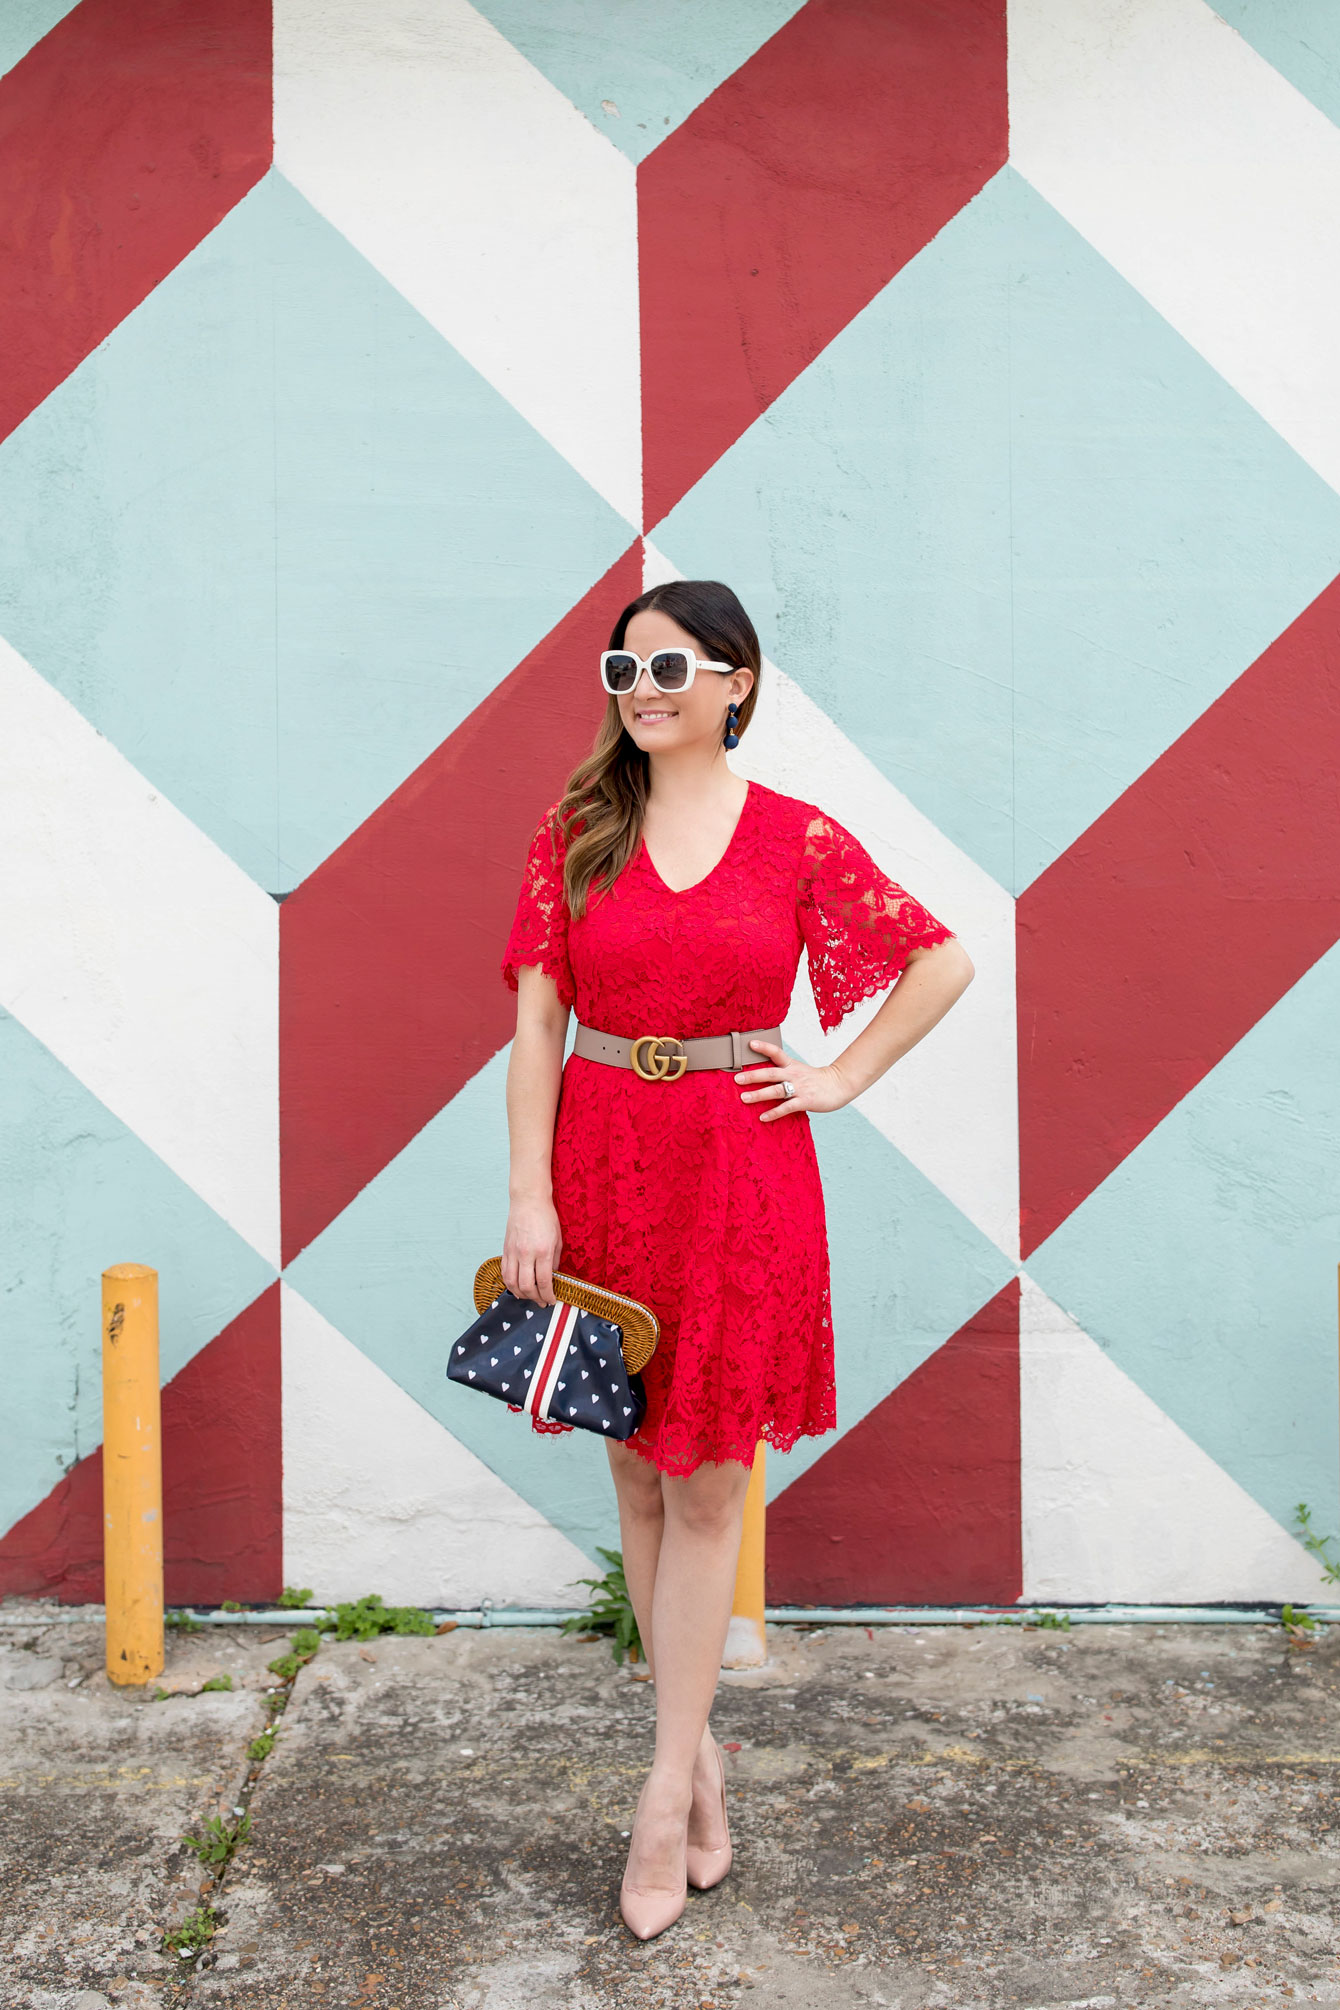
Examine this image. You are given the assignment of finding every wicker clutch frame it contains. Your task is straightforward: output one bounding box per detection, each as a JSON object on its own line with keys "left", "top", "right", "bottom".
{"left": 472, "top": 1257, "right": 659, "bottom": 1375}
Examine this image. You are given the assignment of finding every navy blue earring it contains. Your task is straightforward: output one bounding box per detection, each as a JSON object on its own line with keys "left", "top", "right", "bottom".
{"left": 724, "top": 700, "right": 741, "bottom": 750}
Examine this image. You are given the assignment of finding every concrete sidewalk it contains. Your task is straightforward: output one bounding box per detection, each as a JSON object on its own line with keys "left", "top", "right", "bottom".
{"left": 2, "top": 1602, "right": 1338, "bottom": 2009}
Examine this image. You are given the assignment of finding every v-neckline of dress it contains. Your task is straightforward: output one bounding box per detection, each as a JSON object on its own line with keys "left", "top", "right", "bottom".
{"left": 637, "top": 781, "right": 756, "bottom": 897}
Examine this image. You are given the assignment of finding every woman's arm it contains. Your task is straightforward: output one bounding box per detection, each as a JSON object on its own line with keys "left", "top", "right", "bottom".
{"left": 736, "top": 936, "right": 975, "bottom": 1120}
{"left": 828, "top": 936, "right": 975, "bottom": 1099}
{"left": 501, "top": 963, "right": 570, "bottom": 1304}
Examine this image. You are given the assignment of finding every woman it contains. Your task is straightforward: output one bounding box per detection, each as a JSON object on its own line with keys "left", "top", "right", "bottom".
{"left": 499, "top": 579, "right": 974, "bottom": 1940}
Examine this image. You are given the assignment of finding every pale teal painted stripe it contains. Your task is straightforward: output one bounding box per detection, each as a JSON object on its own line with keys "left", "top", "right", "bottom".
{"left": 1214, "top": 1, "right": 1340, "bottom": 129}
{"left": 0, "top": 1009, "right": 277, "bottom": 1539}
{"left": 473, "top": 0, "right": 804, "bottom": 164}
{"left": 0, "top": 170, "right": 631, "bottom": 893}
{"left": 1027, "top": 941, "right": 1340, "bottom": 1539}
{"left": 286, "top": 1041, "right": 1010, "bottom": 1543}
{"left": 653, "top": 166, "right": 1340, "bottom": 893}
{"left": 0, "top": 0, "right": 77, "bottom": 78}
{"left": 286, "top": 1047, "right": 617, "bottom": 1566}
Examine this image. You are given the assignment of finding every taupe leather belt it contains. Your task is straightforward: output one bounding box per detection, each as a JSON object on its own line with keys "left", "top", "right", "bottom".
{"left": 573, "top": 1021, "right": 784, "bottom": 1083}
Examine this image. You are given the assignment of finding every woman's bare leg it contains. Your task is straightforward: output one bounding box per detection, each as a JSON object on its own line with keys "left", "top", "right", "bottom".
{"left": 619, "top": 1459, "right": 752, "bottom": 1891}
{"left": 606, "top": 1440, "right": 664, "bottom": 1676}
{"left": 605, "top": 1443, "right": 734, "bottom": 1859}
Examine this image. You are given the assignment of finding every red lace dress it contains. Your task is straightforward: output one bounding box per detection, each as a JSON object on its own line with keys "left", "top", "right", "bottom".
{"left": 500, "top": 779, "right": 953, "bottom": 1477}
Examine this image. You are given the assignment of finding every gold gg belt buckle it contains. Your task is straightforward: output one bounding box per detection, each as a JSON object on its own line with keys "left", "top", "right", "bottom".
{"left": 630, "top": 1034, "right": 688, "bottom": 1082}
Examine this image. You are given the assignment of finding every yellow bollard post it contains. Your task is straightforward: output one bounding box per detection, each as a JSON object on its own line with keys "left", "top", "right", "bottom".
{"left": 102, "top": 1264, "right": 164, "bottom": 1686}
{"left": 722, "top": 1443, "right": 767, "bottom": 1668}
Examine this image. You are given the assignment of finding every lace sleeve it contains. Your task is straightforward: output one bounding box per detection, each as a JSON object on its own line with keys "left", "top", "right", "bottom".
{"left": 500, "top": 805, "right": 576, "bottom": 1012}
{"left": 798, "top": 810, "right": 954, "bottom": 1032}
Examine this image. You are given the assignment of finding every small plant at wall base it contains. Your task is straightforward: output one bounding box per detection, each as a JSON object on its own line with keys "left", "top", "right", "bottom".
{"left": 561, "top": 1547, "right": 643, "bottom": 1667}
{"left": 266, "top": 1627, "right": 322, "bottom": 1681}
{"left": 276, "top": 1585, "right": 314, "bottom": 1609}
{"left": 1281, "top": 1603, "right": 1316, "bottom": 1646}
{"left": 330, "top": 1593, "right": 435, "bottom": 1640}
{"left": 1294, "top": 1503, "right": 1340, "bottom": 1586}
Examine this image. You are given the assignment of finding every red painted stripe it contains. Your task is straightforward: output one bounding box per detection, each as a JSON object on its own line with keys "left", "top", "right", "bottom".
{"left": 1018, "top": 572, "right": 1340, "bottom": 1257}
{"left": 528, "top": 1301, "right": 574, "bottom": 1420}
{"left": 280, "top": 542, "right": 643, "bottom": 1264}
{"left": 766, "top": 1280, "right": 1021, "bottom": 1606}
{"left": 638, "top": 0, "right": 1007, "bottom": 526}
{"left": 0, "top": 0, "right": 271, "bottom": 443}
{"left": 0, "top": 1283, "right": 281, "bottom": 1605}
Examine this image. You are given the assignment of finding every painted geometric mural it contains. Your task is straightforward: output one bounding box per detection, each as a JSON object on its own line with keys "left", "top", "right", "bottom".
{"left": 2, "top": 0, "right": 1338, "bottom": 1611}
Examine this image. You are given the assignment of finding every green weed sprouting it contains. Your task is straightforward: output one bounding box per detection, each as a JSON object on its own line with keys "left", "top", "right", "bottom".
{"left": 200, "top": 1673, "right": 233, "bottom": 1692}
{"left": 276, "top": 1585, "right": 314, "bottom": 1609}
{"left": 162, "top": 1906, "right": 218, "bottom": 1957}
{"left": 1032, "top": 1611, "right": 1072, "bottom": 1631}
{"left": 247, "top": 1730, "right": 276, "bottom": 1763}
{"left": 266, "top": 1626, "right": 322, "bottom": 1682}
{"left": 330, "top": 1593, "right": 434, "bottom": 1641}
{"left": 165, "top": 1609, "right": 203, "bottom": 1632}
{"left": 1294, "top": 1503, "right": 1340, "bottom": 1587}
{"left": 561, "top": 1547, "right": 643, "bottom": 1667}
{"left": 183, "top": 1811, "right": 251, "bottom": 1868}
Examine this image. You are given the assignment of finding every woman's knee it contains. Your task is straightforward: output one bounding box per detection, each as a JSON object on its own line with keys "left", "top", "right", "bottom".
{"left": 608, "top": 1445, "right": 665, "bottom": 1523}
{"left": 663, "top": 1462, "right": 750, "bottom": 1540}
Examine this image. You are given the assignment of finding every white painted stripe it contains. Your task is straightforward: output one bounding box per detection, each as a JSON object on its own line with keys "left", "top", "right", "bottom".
{"left": 643, "top": 542, "right": 1019, "bottom": 1259}
{"left": 282, "top": 1285, "right": 593, "bottom": 1606}
{"left": 274, "top": 0, "right": 640, "bottom": 525}
{"left": 1019, "top": 1276, "right": 1332, "bottom": 1604}
{"left": 530, "top": 1300, "right": 574, "bottom": 1421}
{"left": 1009, "top": 0, "right": 1340, "bottom": 496}
{"left": 0, "top": 641, "right": 280, "bottom": 1265}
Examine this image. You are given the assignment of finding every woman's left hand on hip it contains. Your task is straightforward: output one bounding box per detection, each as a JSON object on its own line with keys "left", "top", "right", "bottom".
{"left": 734, "top": 1040, "right": 849, "bottom": 1121}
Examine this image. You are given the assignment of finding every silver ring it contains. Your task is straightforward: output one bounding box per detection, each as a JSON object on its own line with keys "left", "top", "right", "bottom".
{"left": 780, "top": 1079, "right": 795, "bottom": 1099}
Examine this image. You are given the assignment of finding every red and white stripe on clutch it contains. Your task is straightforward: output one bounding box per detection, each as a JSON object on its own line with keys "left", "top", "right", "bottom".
{"left": 525, "top": 1299, "right": 576, "bottom": 1422}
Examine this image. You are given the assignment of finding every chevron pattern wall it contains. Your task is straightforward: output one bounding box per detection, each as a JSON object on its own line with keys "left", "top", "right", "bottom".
{"left": 1, "top": 0, "right": 1338, "bottom": 1611}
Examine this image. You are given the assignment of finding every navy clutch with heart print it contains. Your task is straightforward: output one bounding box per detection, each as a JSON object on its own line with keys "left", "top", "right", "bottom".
{"left": 447, "top": 1285, "right": 648, "bottom": 1441}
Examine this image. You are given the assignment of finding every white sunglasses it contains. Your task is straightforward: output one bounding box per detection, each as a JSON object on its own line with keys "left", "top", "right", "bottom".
{"left": 600, "top": 647, "right": 735, "bottom": 695}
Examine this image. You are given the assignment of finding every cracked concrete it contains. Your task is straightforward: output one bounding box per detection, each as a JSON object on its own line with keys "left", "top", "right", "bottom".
{"left": 2, "top": 1604, "right": 1338, "bottom": 2008}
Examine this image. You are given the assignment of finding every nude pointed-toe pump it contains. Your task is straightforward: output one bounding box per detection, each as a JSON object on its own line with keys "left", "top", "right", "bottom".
{"left": 619, "top": 1793, "right": 688, "bottom": 1941}
{"left": 618, "top": 1870, "right": 687, "bottom": 1941}
{"left": 685, "top": 1738, "right": 733, "bottom": 1891}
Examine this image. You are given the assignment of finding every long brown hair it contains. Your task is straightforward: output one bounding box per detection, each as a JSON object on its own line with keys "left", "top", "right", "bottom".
{"left": 553, "top": 580, "right": 762, "bottom": 919}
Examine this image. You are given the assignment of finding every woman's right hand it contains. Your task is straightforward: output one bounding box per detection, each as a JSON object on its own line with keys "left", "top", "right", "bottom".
{"left": 502, "top": 1195, "right": 563, "bottom": 1307}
